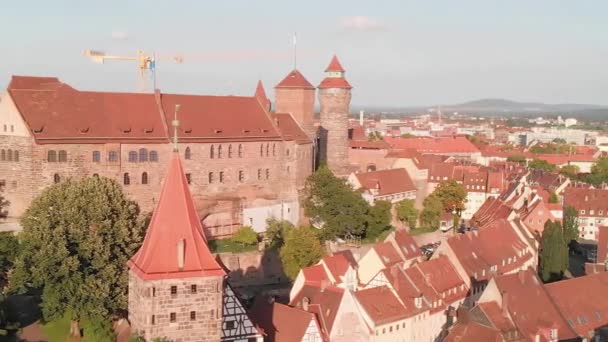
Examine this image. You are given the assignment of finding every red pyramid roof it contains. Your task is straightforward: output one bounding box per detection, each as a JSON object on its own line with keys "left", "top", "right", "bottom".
{"left": 275, "top": 69, "right": 314, "bottom": 89}
{"left": 325, "top": 55, "right": 345, "bottom": 72}
{"left": 128, "top": 152, "right": 225, "bottom": 280}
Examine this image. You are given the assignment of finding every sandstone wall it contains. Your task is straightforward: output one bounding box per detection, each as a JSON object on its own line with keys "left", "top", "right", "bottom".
{"left": 319, "top": 88, "right": 351, "bottom": 176}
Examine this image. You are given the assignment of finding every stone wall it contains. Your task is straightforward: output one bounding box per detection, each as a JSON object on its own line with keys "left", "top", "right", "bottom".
{"left": 319, "top": 88, "right": 351, "bottom": 176}
{"left": 275, "top": 87, "right": 316, "bottom": 138}
{"left": 128, "top": 271, "right": 224, "bottom": 342}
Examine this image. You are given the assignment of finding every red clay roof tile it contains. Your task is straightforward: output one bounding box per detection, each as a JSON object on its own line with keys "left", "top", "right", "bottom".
{"left": 275, "top": 69, "right": 314, "bottom": 89}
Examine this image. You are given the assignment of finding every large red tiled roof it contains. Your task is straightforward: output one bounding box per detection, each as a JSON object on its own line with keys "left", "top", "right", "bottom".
{"left": 545, "top": 271, "right": 608, "bottom": 337}
{"left": 564, "top": 187, "right": 608, "bottom": 217}
{"left": 274, "top": 113, "right": 311, "bottom": 144}
{"left": 348, "top": 139, "right": 390, "bottom": 149}
{"left": 250, "top": 300, "right": 320, "bottom": 342}
{"left": 355, "top": 168, "right": 416, "bottom": 196}
{"left": 128, "top": 152, "right": 225, "bottom": 280}
{"left": 385, "top": 136, "right": 480, "bottom": 154}
{"left": 415, "top": 255, "right": 466, "bottom": 296}
{"left": 8, "top": 75, "right": 287, "bottom": 144}
{"left": 390, "top": 230, "right": 422, "bottom": 260}
{"left": 290, "top": 284, "right": 344, "bottom": 335}
{"left": 373, "top": 241, "right": 405, "bottom": 267}
{"left": 321, "top": 253, "right": 352, "bottom": 284}
{"left": 494, "top": 269, "right": 578, "bottom": 341}
{"left": 325, "top": 55, "right": 345, "bottom": 72}
{"left": 301, "top": 264, "right": 330, "bottom": 284}
{"left": 275, "top": 69, "right": 314, "bottom": 89}
{"left": 354, "top": 285, "right": 409, "bottom": 325}
{"left": 444, "top": 321, "right": 503, "bottom": 342}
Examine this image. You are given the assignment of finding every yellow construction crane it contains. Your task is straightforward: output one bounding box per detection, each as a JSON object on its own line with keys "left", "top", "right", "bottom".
{"left": 84, "top": 50, "right": 183, "bottom": 92}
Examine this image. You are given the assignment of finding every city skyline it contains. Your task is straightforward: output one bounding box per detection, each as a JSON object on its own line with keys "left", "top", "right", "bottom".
{"left": 1, "top": 0, "right": 607, "bottom": 106}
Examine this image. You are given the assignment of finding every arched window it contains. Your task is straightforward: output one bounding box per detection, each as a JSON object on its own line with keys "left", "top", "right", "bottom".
{"left": 6, "top": 150, "right": 12, "bottom": 162}
{"left": 53, "top": 173, "right": 60, "bottom": 184}
{"left": 108, "top": 151, "right": 118, "bottom": 162}
{"left": 13, "top": 150, "right": 19, "bottom": 162}
{"left": 92, "top": 173, "right": 99, "bottom": 178}
{"left": 128, "top": 151, "right": 138, "bottom": 162}
{"left": 219, "top": 171, "right": 225, "bottom": 183}
{"left": 210, "top": 145, "right": 215, "bottom": 159}
{"left": 238, "top": 144, "right": 243, "bottom": 158}
{"left": 58, "top": 150, "right": 67, "bottom": 162}
{"left": 0, "top": 149, "right": 5, "bottom": 161}
{"left": 123, "top": 173, "right": 130, "bottom": 185}
{"left": 238, "top": 170, "right": 245, "bottom": 183}
{"left": 141, "top": 172, "right": 148, "bottom": 185}
{"left": 265, "top": 168, "right": 270, "bottom": 180}
{"left": 228, "top": 145, "right": 233, "bottom": 158}
{"left": 260, "top": 144, "right": 264, "bottom": 157}
{"left": 272, "top": 144, "right": 276, "bottom": 156}
{"left": 208, "top": 172, "right": 214, "bottom": 184}
{"left": 92, "top": 151, "right": 101, "bottom": 162}
{"left": 149, "top": 151, "right": 158, "bottom": 162}
{"left": 266, "top": 144, "right": 269, "bottom": 157}
{"left": 218, "top": 145, "right": 223, "bottom": 159}
{"left": 185, "top": 147, "right": 191, "bottom": 160}
{"left": 139, "top": 148, "right": 148, "bottom": 162}
{"left": 47, "top": 150, "right": 57, "bottom": 162}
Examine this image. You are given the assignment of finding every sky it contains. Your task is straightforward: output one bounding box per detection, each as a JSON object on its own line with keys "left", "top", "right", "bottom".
{"left": 1, "top": 0, "right": 607, "bottom": 107}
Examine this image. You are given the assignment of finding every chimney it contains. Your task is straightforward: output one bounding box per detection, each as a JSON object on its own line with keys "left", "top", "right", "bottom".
{"left": 302, "top": 296, "right": 310, "bottom": 311}
{"left": 177, "top": 239, "right": 185, "bottom": 271}
{"left": 585, "top": 195, "right": 589, "bottom": 202}
{"left": 501, "top": 291, "right": 509, "bottom": 317}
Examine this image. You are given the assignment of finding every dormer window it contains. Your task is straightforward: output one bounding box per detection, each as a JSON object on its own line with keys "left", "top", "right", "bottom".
{"left": 79, "top": 127, "right": 89, "bottom": 134}
{"left": 242, "top": 129, "right": 250, "bottom": 134}
{"left": 122, "top": 128, "right": 131, "bottom": 133}
{"left": 33, "top": 126, "right": 44, "bottom": 133}
{"left": 144, "top": 128, "right": 154, "bottom": 133}
{"left": 414, "top": 296, "right": 423, "bottom": 309}
{"left": 184, "top": 128, "right": 192, "bottom": 133}
{"left": 214, "top": 129, "right": 223, "bottom": 134}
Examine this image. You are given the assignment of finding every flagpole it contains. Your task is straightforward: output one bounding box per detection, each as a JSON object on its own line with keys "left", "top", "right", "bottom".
{"left": 293, "top": 32, "right": 297, "bottom": 70}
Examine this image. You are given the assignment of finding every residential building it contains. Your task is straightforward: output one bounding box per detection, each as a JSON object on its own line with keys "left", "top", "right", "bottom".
{"left": 564, "top": 187, "right": 608, "bottom": 241}
{"left": 348, "top": 168, "right": 417, "bottom": 205}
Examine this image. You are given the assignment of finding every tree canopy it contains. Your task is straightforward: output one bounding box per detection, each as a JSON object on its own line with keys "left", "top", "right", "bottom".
{"left": 559, "top": 165, "right": 580, "bottom": 179}
{"left": 279, "top": 227, "right": 324, "bottom": 280}
{"left": 366, "top": 200, "right": 392, "bottom": 240}
{"left": 506, "top": 155, "right": 526, "bottom": 165}
{"left": 540, "top": 220, "right": 569, "bottom": 283}
{"left": 10, "top": 176, "right": 147, "bottom": 336}
{"left": 0, "top": 182, "right": 8, "bottom": 219}
{"left": 232, "top": 226, "right": 258, "bottom": 246}
{"left": 396, "top": 199, "right": 418, "bottom": 229}
{"left": 265, "top": 218, "right": 295, "bottom": 249}
{"left": 548, "top": 192, "right": 559, "bottom": 204}
{"left": 420, "top": 194, "right": 443, "bottom": 231}
{"left": 584, "top": 157, "right": 608, "bottom": 186}
{"left": 529, "top": 159, "right": 557, "bottom": 172}
{"left": 433, "top": 180, "right": 467, "bottom": 214}
{"left": 563, "top": 206, "right": 579, "bottom": 245}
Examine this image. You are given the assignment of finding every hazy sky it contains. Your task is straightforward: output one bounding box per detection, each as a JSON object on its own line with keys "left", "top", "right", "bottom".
{"left": 1, "top": 0, "right": 607, "bottom": 106}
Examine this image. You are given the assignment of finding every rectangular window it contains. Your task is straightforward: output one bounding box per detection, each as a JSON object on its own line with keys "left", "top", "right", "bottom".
{"left": 191, "top": 284, "right": 197, "bottom": 294}
{"left": 190, "top": 311, "right": 196, "bottom": 321}
{"left": 152, "top": 287, "right": 156, "bottom": 297}
{"left": 219, "top": 171, "right": 225, "bottom": 183}
{"left": 170, "top": 312, "right": 176, "bottom": 323}
{"left": 170, "top": 286, "right": 177, "bottom": 296}
{"left": 151, "top": 315, "right": 155, "bottom": 325}
{"left": 92, "top": 151, "right": 101, "bottom": 162}
{"left": 186, "top": 173, "right": 192, "bottom": 184}
{"left": 257, "top": 169, "right": 262, "bottom": 180}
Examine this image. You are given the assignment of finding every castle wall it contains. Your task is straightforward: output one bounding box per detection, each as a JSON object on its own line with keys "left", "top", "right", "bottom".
{"left": 275, "top": 88, "right": 316, "bottom": 138}
{"left": 319, "top": 88, "right": 351, "bottom": 176}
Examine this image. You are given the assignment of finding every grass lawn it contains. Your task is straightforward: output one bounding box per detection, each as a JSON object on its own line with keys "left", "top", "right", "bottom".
{"left": 408, "top": 226, "right": 438, "bottom": 236}
{"left": 42, "top": 315, "right": 71, "bottom": 342}
{"left": 208, "top": 239, "right": 258, "bottom": 253}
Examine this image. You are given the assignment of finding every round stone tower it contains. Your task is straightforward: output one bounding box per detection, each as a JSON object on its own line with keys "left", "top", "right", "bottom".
{"left": 318, "top": 55, "right": 352, "bottom": 176}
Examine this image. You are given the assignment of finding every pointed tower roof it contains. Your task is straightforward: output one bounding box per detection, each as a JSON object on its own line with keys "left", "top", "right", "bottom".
{"left": 128, "top": 152, "right": 225, "bottom": 280}
{"left": 275, "top": 69, "right": 314, "bottom": 89}
{"left": 324, "top": 55, "right": 345, "bottom": 72}
{"left": 254, "top": 80, "right": 271, "bottom": 110}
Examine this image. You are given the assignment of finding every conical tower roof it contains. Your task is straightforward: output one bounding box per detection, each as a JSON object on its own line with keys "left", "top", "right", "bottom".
{"left": 128, "top": 152, "right": 225, "bottom": 280}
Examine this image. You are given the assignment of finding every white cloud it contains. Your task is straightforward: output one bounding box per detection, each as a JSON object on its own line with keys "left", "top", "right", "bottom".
{"left": 338, "top": 16, "right": 384, "bottom": 31}
{"left": 111, "top": 30, "right": 130, "bottom": 41}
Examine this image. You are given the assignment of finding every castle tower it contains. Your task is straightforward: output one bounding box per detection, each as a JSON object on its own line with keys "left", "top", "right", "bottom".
{"left": 274, "top": 69, "right": 316, "bottom": 138}
{"left": 318, "top": 55, "right": 352, "bottom": 176}
{"left": 127, "top": 151, "right": 226, "bottom": 341}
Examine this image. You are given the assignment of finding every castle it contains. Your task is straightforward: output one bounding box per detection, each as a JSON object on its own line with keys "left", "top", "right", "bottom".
{"left": 0, "top": 56, "right": 352, "bottom": 238}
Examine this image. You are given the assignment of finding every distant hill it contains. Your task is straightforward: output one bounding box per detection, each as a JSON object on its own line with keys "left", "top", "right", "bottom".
{"left": 442, "top": 98, "right": 607, "bottom": 114}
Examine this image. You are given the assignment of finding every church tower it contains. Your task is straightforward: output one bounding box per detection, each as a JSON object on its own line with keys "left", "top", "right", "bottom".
{"left": 318, "top": 55, "right": 352, "bottom": 176}
{"left": 274, "top": 69, "right": 316, "bottom": 138}
{"left": 127, "top": 151, "right": 225, "bottom": 341}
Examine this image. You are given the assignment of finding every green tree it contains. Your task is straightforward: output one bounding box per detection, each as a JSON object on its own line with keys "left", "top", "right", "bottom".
{"left": 434, "top": 180, "right": 467, "bottom": 214}
{"left": 400, "top": 133, "right": 415, "bottom": 138}
{"left": 420, "top": 195, "right": 443, "bottom": 231}
{"left": 507, "top": 154, "right": 527, "bottom": 165}
{"left": 587, "top": 157, "right": 608, "bottom": 186}
{"left": 529, "top": 159, "right": 557, "bottom": 172}
{"left": 280, "top": 227, "right": 324, "bottom": 279}
{"left": 540, "top": 221, "right": 569, "bottom": 282}
{"left": 559, "top": 165, "right": 580, "bottom": 179}
{"left": 304, "top": 166, "right": 370, "bottom": 239}
{"left": 396, "top": 199, "right": 418, "bottom": 229}
{"left": 10, "top": 176, "right": 147, "bottom": 337}
{"left": 563, "top": 206, "right": 579, "bottom": 246}
{"left": 366, "top": 200, "right": 392, "bottom": 240}
{"left": 548, "top": 192, "right": 559, "bottom": 204}
{"left": 552, "top": 138, "right": 567, "bottom": 144}
{"left": 265, "top": 218, "right": 294, "bottom": 249}
{"left": 0, "top": 232, "right": 18, "bottom": 287}
{"left": 367, "top": 131, "right": 383, "bottom": 141}
{"left": 232, "top": 226, "right": 258, "bottom": 246}
{"left": 0, "top": 182, "right": 8, "bottom": 219}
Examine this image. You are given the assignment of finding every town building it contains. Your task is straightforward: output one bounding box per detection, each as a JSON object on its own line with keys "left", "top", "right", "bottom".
{"left": 564, "top": 187, "right": 608, "bottom": 241}
{"left": 347, "top": 168, "right": 417, "bottom": 205}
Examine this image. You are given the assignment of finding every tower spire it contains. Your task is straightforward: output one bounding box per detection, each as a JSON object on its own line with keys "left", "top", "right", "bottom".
{"left": 172, "top": 104, "right": 181, "bottom": 152}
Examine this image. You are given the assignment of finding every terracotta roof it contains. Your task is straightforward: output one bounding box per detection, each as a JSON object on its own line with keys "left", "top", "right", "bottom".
{"left": 8, "top": 75, "right": 287, "bottom": 144}
{"left": 301, "top": 264, "right": 330, "bottom": 284}
{"left": 355, "top": 168, "right": 416, "bottom": 196}
{"left": 325, "top": 55, "right": 345, "bottom": 72}
{"left": 385, "top": 136, "right": 480, "bottom": 154}
{"left": 598, "top": 226, "right": 608, "bottom": 264}
{"left": 348, "top": 139, "right": 390, "bottom": 149}
{"left": 321, "top": 253, "right": 352, "bottom": 284}
{"left": 471, "top": 197, "right": 513, "bottom": 228}
{"left": 545, "top": 271, "right": 608, "bottom": 337}
{"left": 275, "top": 69, "right": 314, "bottom": 89}
{"left": 564, "top": 187, "right": 608, "bottom": 217}
{"left": 477, "top": 301, "right": 517, "bottom": 334}
{"left": 274, "top": 113, "right": 311, "bottom": 144}
{"left": 493, "top": 269, "right": 578, "bottom": 341}
{"left": 444, "top": 321, "right": 504, "bottom": 342}
{"left": 128, "top": 152, "right": 225, "bottom": 280}
{"left": 254, "top": 80, "right": 271, "bottom": 110}
{"left": 415, "top": 255, "right": 466, "bottom": 295}
{"left": 250, "top": 299, "right": 320, "bottom": 342}
{"left": 447, "top": 219, "right": 531, "bottom": 281}
{"left": 290, "top": 284, "right": 344, "bottom": 335}
{"left": 318, "top": 77, "right": 352, "bottom": 89}
{"left": 373, "top": 241, "right": 403, "bottom": 267}
{"left": 389, "top": 230, "right": 422, "bottom": 260}
{"left": 354, "top": 286, "right": 409, "bottom": 325}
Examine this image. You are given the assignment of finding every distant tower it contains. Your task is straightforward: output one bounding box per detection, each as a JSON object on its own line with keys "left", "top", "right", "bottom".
{"left": 274, "top": 70, "right": 316, "bottom": 138}
{"left": 318, "top": 55, "right": 352, "bottom": 175}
